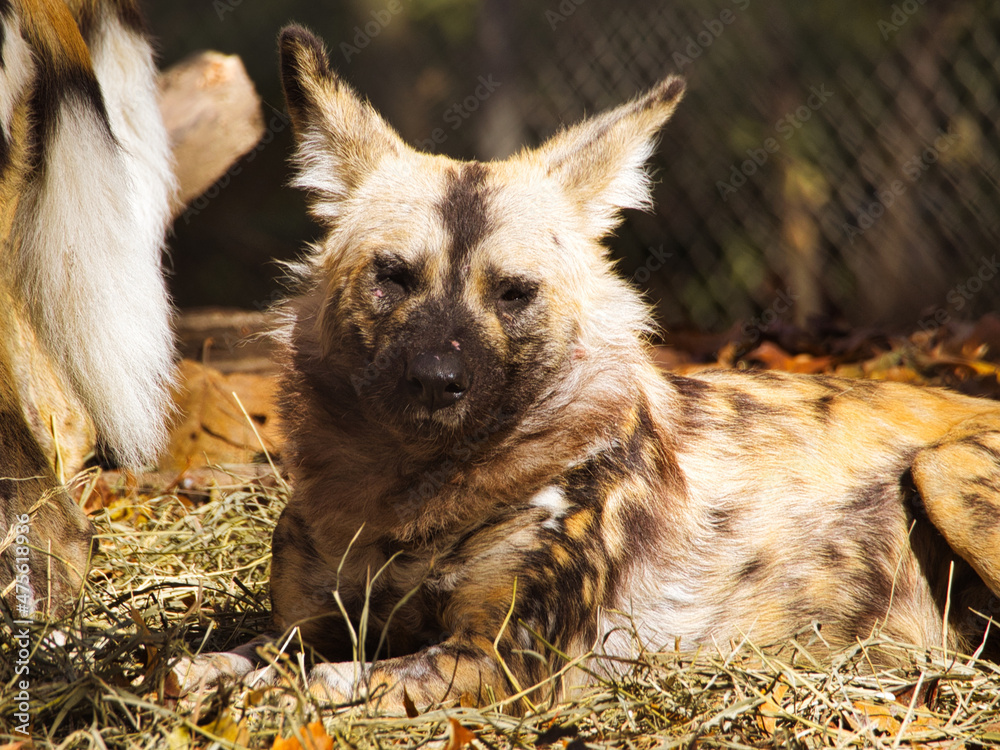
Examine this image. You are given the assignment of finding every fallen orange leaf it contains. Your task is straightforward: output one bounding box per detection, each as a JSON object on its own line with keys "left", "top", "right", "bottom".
{"left": 444, "top": 717, "right": 476, "bottom": 750}
{"left": 744, "top": 342, "right": 833, "bottom": 374}
{"left": 756, "top": 682, "right": 789, "bottom": 736}
{"left": 271, "top": 721, "right": 333, "bottom": 750}
{"left": 848, "top": 700, "right": 902, "bottom": 733}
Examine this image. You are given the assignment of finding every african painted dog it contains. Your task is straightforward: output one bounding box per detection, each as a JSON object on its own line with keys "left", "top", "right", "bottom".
{"left": 0, "top": 0, "right": 174, "bottom": 617}
{"left": 173, "top": 25, "right": 1000, "bottom": 710}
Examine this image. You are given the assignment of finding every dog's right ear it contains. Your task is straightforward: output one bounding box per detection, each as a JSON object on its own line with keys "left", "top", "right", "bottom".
{"left": 279, "top": 25, "right": 405, "bottom": 221}
{"left": 527, "top": 75, "right": 685, "bottom": 240}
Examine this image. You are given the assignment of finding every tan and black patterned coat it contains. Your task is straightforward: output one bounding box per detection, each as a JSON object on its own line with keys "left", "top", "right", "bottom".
{"left": 174, "top": 25, "right": 1000, "bottom": 712}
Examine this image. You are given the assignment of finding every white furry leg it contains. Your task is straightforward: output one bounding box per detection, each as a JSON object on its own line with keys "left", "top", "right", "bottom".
{"left": 10, "top": 8, "right": 175, "bottom": 468}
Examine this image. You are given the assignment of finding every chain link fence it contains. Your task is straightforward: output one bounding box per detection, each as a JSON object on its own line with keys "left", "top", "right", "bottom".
{"left": 152, "top": 0, "right": 1000, "bottom": 335}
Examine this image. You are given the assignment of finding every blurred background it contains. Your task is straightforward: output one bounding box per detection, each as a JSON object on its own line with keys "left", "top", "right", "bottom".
{"left": 147, "top": 0, "right": 1000, "bottom": 340}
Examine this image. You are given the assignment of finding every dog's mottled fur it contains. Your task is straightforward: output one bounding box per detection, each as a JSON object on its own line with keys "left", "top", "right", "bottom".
{"left": 175, "top": 25, "right": 1000, "bottom": 711}
{"left": 0, "top": 0, "right": 174, "bottom": 617}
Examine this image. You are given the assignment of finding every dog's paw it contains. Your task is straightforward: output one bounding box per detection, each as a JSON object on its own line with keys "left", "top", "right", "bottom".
{"left": 165, "top": 636, "right": 274, "bottom": 698}
{"left": 304, "top": 661, "right": 362, "bottom": 703}
{"left": 165, "top": 650, "right": 257, "bottom": 697}
{"left": 164, "top": 642, "right": 366, "bottom": 712}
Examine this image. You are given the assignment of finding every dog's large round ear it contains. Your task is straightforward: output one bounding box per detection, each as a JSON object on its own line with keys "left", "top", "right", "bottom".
{"left": 277, "top": 25, "right": 405, "bottom": 221}
{"left": 527, "top": 75, "right": 686, "bottom": 239}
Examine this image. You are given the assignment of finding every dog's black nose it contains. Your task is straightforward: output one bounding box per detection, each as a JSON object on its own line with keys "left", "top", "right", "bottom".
{"left": 405, "top": 350, "right": 469, "bottom": 412}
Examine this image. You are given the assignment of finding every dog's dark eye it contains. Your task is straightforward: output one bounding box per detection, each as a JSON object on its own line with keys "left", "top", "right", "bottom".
{"left": 373, "top": 257, "right": 414, "bottom": 301}
{"left": 377, "top": 269, "right": 410, "bottom": 292}
{"left": 497, "top": 280, "right": 537, "bottom": 311}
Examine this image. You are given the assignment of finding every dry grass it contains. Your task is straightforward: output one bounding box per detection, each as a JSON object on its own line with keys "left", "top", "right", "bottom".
{"left": 2, "top": 466, "right": 1000, "bottom": 749}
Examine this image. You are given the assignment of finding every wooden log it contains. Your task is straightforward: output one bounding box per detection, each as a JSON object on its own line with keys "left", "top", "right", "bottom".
{"left": 175, "top": 307, "right": 279, "bottom": 374}
{"left": 158, "top": 51, "right": 266, "bottom": 216}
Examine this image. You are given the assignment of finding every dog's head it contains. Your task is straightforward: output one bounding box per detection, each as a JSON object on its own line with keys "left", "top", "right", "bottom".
{"left": 279, "top": 26, "right": 684, "bottom": 443}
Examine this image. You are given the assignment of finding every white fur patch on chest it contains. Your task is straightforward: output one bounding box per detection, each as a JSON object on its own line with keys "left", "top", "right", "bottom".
{"left": 529, "top": 485, "right": 571, "bottom": 529}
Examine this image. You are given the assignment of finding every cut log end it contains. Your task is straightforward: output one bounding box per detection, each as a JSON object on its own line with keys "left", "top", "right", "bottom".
{"left": 158, "top": 51, "right": 267, "bottom": 215}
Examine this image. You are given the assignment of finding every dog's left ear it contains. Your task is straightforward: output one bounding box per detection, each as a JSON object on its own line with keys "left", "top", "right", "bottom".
{"left": 278, "top": 24, "right": 405, "bottom": 222}
{"left": 528, "top": 76, "right": 685, "bottom": 238}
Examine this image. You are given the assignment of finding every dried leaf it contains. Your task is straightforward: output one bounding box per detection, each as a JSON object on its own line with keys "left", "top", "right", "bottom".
{"left": 272, "top": 721, "right": 333, "bottom": 750}
{"left": 892, "top": 677, "right": 939, "bottom": 709}
{"left": 956, "top": 313, "right": 1000, "bottom": 361}
{"left": 305, "top": 721, "right": 335, "bottom": 750}
{"left": 859, "top": 351, "right": 911, "bottom": 381}
{"left": 927, "top": 355, "right": 1000, "bottom": 378}
{"left": 743, "top": 342, "right": 832, "bottom": 374}
{"left": 402, "top": 686, "right": 419, "bottom": 718}
{"left": 167, "top": 725, "right": 191, "bottom": 750}
{"left": 864, "top": 364, "right": 924, "bottom": 384}
{"left": 756, "top": 682, "right": 789, "bottom": 736}
{"left": 744, "top": 341, "right": 793, "bottom": 369}
{"left": 77, "top": 471, "right": 117, "bottom": 514}
{"left": 834, "top": 362, "right": 866, "bottom": 379}
{"left": 847, "top": 700, "right": 902, "bottom": 733}
{"left": 200, "top": 711, "right": 250, "bottom": 746}
{"left": 444, "top": 718, "right": 476, "bottom": 750}
{"left": 128, "top": 606, "right": 158, "bottom": 672}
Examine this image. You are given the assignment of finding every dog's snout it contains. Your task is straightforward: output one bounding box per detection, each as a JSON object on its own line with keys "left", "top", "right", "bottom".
{"left": 405, "top": 350, "right": 469, "bottom": 412}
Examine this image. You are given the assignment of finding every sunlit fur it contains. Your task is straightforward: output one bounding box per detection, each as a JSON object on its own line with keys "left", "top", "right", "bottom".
{"left": 175, "top": 25, "right": 1000, "bottom": 713}
{"left": 0, "top": 0, "right": 174, "bottom": 617}
{"left": 7, "top": 0, "right": 174, "bottom": 466}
